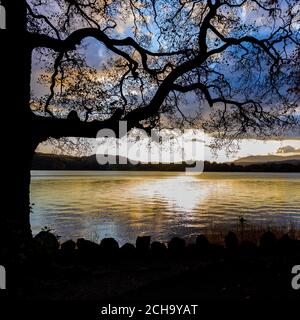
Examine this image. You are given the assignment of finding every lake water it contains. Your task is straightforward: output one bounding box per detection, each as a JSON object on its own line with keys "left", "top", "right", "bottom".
{"left": 30, "top": 171, "right": 300, "bottom": 244}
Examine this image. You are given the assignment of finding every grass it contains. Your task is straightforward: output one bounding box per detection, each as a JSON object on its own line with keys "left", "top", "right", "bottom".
{"left": 47, "top": 217, "right": 300, "bottom": 247}
{"left": 200, "top": 219, "right": 300, "bottom": 245}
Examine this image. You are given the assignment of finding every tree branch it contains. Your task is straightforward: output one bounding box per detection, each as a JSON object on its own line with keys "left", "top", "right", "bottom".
{"left": 28, "top": 28, "right": 191, "bottom": 76}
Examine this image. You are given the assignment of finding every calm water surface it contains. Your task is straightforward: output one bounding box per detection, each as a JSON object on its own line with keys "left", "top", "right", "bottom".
{"left": 30, "top": 171, "right": 300, "bottom": 244}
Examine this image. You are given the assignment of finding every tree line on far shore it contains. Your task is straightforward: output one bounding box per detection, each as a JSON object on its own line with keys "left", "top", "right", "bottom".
{"left": 31, "top": 153, "right": 300, "bottom": 172}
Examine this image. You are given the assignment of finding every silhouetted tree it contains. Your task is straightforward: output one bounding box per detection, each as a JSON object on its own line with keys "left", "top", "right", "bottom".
{"left": 0, "top": 0, "right": 299, "bottom": 251}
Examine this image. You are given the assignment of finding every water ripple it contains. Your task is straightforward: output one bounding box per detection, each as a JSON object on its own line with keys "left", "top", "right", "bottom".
{"left": 30, "top": 171, "right": 300, "bottom": 244}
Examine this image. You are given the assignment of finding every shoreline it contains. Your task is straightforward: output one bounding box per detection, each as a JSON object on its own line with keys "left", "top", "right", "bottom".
{"left": 2, "top": 229, "right": 300, "bottom": 301}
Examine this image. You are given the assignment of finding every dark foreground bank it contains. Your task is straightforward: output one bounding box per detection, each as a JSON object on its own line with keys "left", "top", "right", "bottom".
{"left": 1, "top": 230, "right": 300, "bottom": 303}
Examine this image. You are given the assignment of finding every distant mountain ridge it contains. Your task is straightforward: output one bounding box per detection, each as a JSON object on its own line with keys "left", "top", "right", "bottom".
{"left": 31, "top": 153, "right": 195, "bottom": 171}
{"left": 234, "top": 154, "right": 300, "bottom": 166}
{"left": 32, "top": 152, "right": 300, "bottom": 172}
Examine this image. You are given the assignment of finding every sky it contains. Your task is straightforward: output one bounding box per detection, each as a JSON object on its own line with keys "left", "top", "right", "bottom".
{"left": 208, "top": 139, "right": 300, "bottom": 162}
{"left": 38, "top": 133, "right": 300, "bottom": 163}
{"left": 35, "top": 36, "right": 300, "bottom": 163}
{"left": 31, "top": 0, "right": 300, "bottom": 162}
{"left": 34, "top": 37, "right": 300, "bottom": 162}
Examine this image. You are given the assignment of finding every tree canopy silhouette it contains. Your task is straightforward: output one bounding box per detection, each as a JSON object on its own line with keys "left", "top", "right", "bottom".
{"left": 1, "top": 0, "right": 299, "bottom": 250}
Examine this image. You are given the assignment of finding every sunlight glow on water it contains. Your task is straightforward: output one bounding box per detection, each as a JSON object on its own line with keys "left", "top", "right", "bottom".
{"left": 30, "top": 171, "right": 300, "bottom": 244}
{"left": 132, "top": 176, "right": 214, "bottom": 213}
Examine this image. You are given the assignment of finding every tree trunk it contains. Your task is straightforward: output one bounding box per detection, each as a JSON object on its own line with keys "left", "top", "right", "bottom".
{"left": 0, "top": 0, "right": 34, "bottom": 252}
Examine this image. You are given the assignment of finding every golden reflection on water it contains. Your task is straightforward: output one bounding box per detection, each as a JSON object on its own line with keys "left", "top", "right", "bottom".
{"left": 132, "top": 176, "right": 214, "bottom": 213}
{"left": 30, "top": 171, "right": 300, "bottom": 244}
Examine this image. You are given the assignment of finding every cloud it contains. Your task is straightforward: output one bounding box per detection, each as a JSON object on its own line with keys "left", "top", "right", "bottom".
{"left": 276, "top": 145, "right": 300, "bottom": 154}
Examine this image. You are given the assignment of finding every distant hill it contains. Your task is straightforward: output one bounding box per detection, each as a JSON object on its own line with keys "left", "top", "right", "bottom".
{"left": 234, "top": 154, "right": 300, "bottom": 166}
{"left": 31, "top": 153, "right": 196, "bottom": 171}
{"left": 31, "top": 153, "right": 300, "bottom": 172}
